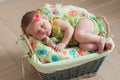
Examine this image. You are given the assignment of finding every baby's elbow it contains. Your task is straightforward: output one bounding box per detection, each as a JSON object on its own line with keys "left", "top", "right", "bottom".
{"left": 70, "top": 27, "right": 74, "bottom": 34}
{"left": 66, "top": 25, "right": 74, "bottom": 34}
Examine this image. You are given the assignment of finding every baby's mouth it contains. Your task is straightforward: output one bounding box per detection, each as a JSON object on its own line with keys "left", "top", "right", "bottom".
{"left": 42, "top": 30, "right": 49, "bottom": 35}
{"left": 42, "top": 32, "right": 46, "bottom": 35}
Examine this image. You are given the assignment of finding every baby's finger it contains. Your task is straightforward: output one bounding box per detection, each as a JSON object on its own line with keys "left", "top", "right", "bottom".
{"left": 51, "top": 44, "right": 56, "bottom": 50}
{"left": 54, "top": 46, "right": 61, "bottom": 52}
{"left": 45, "top": 38, "right": 48, "bottom": 44}
{"left": 47, "top": 41, "right": 50, "bottom": 46}
{"left": 50, "top": 41, "right": 54, "bottom": 47}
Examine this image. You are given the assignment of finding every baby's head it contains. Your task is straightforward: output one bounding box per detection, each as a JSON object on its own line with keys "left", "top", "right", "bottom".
{"left": 21, "top": 11, "right": 35, "bottom": 35}
{"left": 21, "top": 10, "right": 51, "bottom": 40}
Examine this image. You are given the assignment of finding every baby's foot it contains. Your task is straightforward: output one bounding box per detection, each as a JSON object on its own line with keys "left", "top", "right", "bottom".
{"left": 105, "top": 42, "right": 112, "bottom": 50}
{"left": 97, "top": 37, "right": 106, "bottom": 53}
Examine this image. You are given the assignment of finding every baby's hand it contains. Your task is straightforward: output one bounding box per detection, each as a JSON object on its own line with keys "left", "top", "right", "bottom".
{"left": 52, "top": 43, "right": 66, "bottom": 52}
{"left": 44, "top": 37, "right": 55, "bottom": 47}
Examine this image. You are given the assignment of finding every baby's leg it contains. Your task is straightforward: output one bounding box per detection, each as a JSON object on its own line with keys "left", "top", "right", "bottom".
{"left": 79, "top": 42, "right": 98, "bottom": 51}
{"left": 74, "top": 18, "right": 106, "bottom": 53}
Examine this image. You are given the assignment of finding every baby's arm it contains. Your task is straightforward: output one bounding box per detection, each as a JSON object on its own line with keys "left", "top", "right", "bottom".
{"left": 53, "top": 19, "right": 74, "bottom": 51}
{"left": 44, "top": 37, "right": 56, "bottom": 47}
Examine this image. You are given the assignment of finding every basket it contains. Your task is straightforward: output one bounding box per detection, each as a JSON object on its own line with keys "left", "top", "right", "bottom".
{"left": 38, "top": 57, "right": 105, "bottom": 80}
{"left": 20, "top": 15, "right": 114, "bottom": 80}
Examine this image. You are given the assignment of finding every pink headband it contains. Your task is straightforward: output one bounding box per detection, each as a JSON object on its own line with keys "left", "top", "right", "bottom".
{"left": 26, "top": 9, "right": 41, "bottom": 34}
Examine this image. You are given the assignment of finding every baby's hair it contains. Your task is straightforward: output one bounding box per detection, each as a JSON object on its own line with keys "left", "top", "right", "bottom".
{"left": 21, "top": 10, "right": 36, "bottom": 35}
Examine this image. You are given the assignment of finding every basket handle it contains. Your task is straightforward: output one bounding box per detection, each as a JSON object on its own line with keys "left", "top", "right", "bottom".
{"left": 96, "top": 16, "right": 111, "bottom": 37}
{"left": 23, "top": 34, "right": 34, "bottom": 57}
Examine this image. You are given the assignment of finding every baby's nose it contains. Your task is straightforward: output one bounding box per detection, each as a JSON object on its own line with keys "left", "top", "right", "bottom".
{"left": 40, "top": 28, "right": 45, "bottom": 33}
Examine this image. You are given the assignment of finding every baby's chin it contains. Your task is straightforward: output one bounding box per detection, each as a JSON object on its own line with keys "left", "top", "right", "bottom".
{"left": 37, "top": 36, "right": 46, "bottom": 41}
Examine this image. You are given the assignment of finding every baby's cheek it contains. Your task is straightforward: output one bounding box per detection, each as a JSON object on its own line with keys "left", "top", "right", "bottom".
{"left": 37, "top": 36, "right": 42, "bottom": 40}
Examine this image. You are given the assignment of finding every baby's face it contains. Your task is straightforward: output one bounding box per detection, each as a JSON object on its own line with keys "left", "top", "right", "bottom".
{"left": 28, "top": 18, "right": 52, "bottom": 40}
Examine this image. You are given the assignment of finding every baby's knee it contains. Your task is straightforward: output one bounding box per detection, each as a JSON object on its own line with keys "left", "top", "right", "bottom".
{"left": 74, "top": 31, "right": 84, "bottom": 41}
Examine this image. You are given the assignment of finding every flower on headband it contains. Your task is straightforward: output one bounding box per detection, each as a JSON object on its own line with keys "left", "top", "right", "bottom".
{"left": 33, "top": 14, "right": 40, "bottom": 22}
